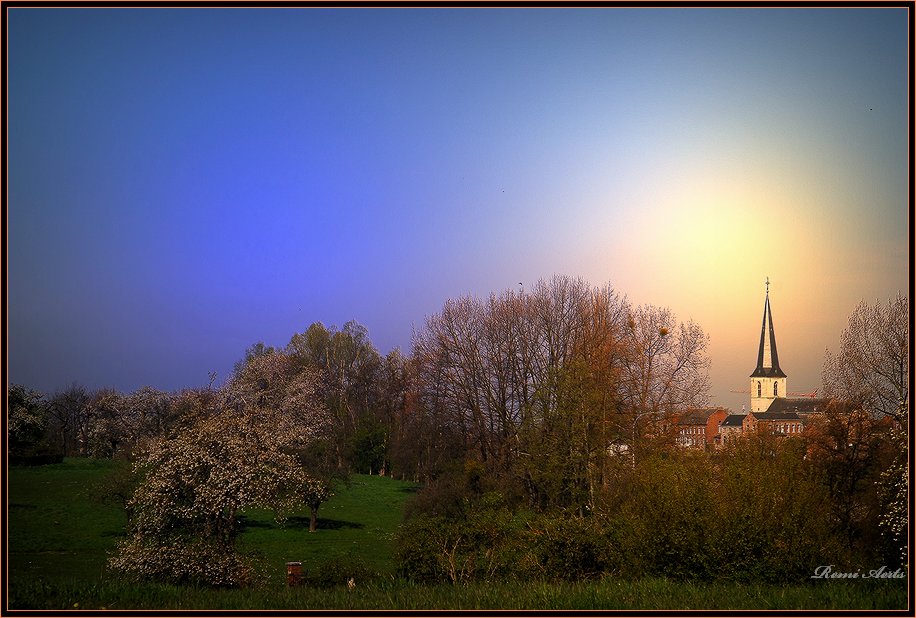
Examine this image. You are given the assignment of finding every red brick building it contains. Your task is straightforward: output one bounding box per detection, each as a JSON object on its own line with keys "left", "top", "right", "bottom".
{"left": 676, "top": 407, "right": 729, "bottom": 449}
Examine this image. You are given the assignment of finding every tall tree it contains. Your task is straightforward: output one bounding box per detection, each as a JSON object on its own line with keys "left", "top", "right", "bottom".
{"left": 823, "top": 293, "right": 908, "bottom": 420}
{"left": 46, "top": 383, "right": 91, "bottom": 457}
{"left": 287, "top": 320, "right": 382, "bottom": 470}
{"left": 618, "top": 305, "right": 710, "bottom": 463}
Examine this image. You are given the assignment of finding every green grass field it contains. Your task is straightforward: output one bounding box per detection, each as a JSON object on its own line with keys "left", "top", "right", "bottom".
{"left": 7, "top": 459, "right": 909, "bottom": 610}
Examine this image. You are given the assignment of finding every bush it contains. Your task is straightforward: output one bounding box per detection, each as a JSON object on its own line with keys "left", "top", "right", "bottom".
{"left": 528, "top": 513, "right": 611, "bottom": 580}
{"left": 393, "top": 514, "right": 452, "bottom": 583}
{"left": 396, "top": 495, "right": 608, "bottom": 584}
{"left": 398, "top": 432, "right": 875, "bottom": 585}
{"left": 403, "top": 460, "right": 502, "bottom": 521}
{"left": 607, "top": 437, "right": 846, "bottom": 584}
{"left": 396, "top": 492, "right": 536, "bottom": 583}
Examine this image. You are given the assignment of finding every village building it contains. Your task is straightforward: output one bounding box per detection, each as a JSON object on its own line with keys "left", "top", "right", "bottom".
{"left": 676, "top": 407, "right": 729, "bottom": 449}
{"left": 717, "top": 414, "right": 745, "bottom": 445}
{"left": 742, "top": 410, "right": 803, "bottom": 435}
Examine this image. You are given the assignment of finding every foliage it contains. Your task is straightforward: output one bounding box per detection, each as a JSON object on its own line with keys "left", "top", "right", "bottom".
{"left": 605, "top": 437, "right": 845, "bottom": 584}
{"left": 526, "top": 512, "right": 612, "bottom": 581}
{"left": 108, "top": 536, "right": 264, "bottom": 588}
{"left": 395, "top": 495, "right": 535, "bottom": 584}
{"left": 287, "top": 320, "right": 383, "bottom": 471}
{"left": 348, "top": 416, "right": 387, "bottom": 474}
{"left": 711, "top": 434, "right": 842, "bottom": 582}
{"left": 613, "top": 452, "right": 718, "bottom": 580}
{"left": 396, "top": 435, "right": 860, "bottom": 586}
{"left": 804, "top": 400, "right": 896, "bottom": 558}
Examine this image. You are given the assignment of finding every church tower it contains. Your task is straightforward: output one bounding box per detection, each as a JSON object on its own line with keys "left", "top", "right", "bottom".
{"left": 750, "top": 278, "right": 787, "bottom": 412}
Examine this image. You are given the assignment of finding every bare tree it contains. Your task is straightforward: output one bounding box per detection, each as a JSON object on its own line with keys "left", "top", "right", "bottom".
{"left": 823, "top": 294, "right": 908, "bottom": 420}
{"left": 46, "top": 383, "right": 91, "bottom": 456}
{"left": 412, "top": 276, "right": 650, "bottom": 512}
{"left": 618, "top": 305, "right": 710, "bottom": 417}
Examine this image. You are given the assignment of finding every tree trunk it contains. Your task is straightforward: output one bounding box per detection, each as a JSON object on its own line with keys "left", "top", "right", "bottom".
{"left": 309, "top": 504, "right": 318, "bottom": 532}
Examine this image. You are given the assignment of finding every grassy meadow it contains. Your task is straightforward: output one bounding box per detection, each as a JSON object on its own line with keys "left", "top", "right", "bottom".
{"left": 7, "top": 458, "right": 908, "bottom": 611}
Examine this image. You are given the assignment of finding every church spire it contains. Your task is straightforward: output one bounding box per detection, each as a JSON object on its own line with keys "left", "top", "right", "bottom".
{"left": 750, "top": 278, "right": 786, "bottom": 379}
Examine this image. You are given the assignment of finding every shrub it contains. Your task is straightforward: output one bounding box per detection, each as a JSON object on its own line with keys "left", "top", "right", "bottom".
{"left": 396, "top": 496, "right": 603, "bottom": 584}
{"left": 613, "top": 453, "right": 718, "bottom": 580}
{"left": 403, "top": 458, "right": 510, "bottom": 522}
{"left": 396, "top": 492, "right": 536, "bottom": 583}
{"left": 393, "top": 514, "right": 452, "bottom": 583}
{"left": 528, "top": 513, "right": 610, "bottom": 580}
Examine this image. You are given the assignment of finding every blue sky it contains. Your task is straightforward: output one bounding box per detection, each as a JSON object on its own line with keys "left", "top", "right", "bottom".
{"left": 7, "top": 8, "right": 909, "bottom": 410}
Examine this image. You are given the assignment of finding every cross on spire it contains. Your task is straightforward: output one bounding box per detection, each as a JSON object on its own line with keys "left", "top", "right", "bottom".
{"left": 766, "top": 276, "right": 769, "bottom": 294}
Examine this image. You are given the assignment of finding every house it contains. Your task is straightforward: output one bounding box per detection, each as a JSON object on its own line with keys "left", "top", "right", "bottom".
{"left": 677, "top": 407, "right": 729, "bottom": 449}
{"left": 717, "top": 414, "right": 746, "bottom": 445}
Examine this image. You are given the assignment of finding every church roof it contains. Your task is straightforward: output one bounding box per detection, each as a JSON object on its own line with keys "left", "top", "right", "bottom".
{"left": 752, "top": 411, "right": 801, "bottom": 421}
{"left": 766, "top": 398, "right": 828, "bottom": 415}
{"left": 750, "top": 286, "right": 787, "bottom": 379}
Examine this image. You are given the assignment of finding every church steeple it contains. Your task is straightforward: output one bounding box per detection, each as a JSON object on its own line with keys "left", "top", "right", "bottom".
{"left": 749, "top": 278, "right": 787, "bottom": 412}
{"left": 751, "top": 277, "right": 786, "bottom": 379}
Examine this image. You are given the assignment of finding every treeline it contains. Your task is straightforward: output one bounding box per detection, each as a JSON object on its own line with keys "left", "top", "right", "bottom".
{"left": 7, "top": 276, "right": 908, "bottom": 586}
{"left": 9, "top": 321, "right": 415, "bottom": 476}
{"left": 10, "top": 276, "right": 710, "bottom": 488}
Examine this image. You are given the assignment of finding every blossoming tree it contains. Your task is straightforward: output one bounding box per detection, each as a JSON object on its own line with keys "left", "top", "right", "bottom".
{"left": 109, "top": 351, "right": 333, "bottom": 586}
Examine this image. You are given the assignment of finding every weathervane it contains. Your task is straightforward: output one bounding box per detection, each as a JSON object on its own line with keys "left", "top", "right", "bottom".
{"left": 765, "top": 276, "right": 769, "bottom": 294}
